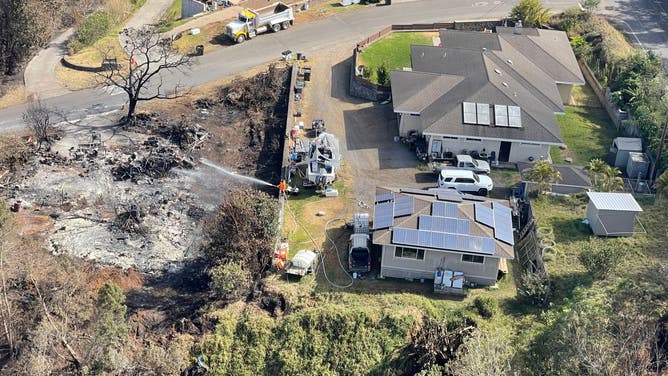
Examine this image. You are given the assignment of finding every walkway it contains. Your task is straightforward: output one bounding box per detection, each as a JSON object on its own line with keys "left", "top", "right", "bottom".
{"left": 23, "top": 28, "right": 74, "bottom": 100}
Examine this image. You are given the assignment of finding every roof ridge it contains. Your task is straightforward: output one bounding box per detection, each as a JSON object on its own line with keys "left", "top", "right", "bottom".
{"left": 519, "top": 31, "right": 583, "bottom": 83}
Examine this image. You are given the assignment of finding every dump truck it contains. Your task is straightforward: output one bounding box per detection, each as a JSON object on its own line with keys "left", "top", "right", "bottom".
{"left": 348, "top": 213, "right": 371, "bottom": 273}
{"left": 224, "top": 2, "right": 294, "bottom": 43}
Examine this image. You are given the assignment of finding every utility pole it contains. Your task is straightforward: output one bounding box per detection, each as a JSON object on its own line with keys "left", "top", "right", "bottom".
{"left": 650, "top": 114, "right": 668, "bottom": 183}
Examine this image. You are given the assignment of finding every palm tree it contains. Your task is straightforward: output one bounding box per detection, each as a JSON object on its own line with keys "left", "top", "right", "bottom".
{"left": 510, "top": 0, "right": 551, "bottom": 28}
{"left": 523, "top": 160, "right": 561, "bottom": 193}
{"left": 600, "top": 165, "right": 624, "bottom": 192}
{"left": 654, "top": 170, "right": 668, "bottom": 199}
{"left": 585, "top": 158, "right": 607, "bottom": 189}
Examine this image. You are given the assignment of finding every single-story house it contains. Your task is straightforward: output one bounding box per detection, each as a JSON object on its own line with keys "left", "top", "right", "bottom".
{"left": 518, "top": 162, "right": 592, "bottom": 195}
{"left": 390, "top": 26, "right": 585, "bottom": 164}
{"left": 586, "top": 192, "right": 643, "bottom": 237}
{"left": 372, "top": 187, "right": 515, "bottom": 287}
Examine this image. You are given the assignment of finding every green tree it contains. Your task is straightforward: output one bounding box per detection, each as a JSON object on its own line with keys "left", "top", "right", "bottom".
{"left": 655, "top": 169, "right": 668, "bottom": 198}
{"left": 90, "top": 281, "right": 129, "bottom": 372}
{"left": 68, "top": 10, "right": 114, "bottom": 52}
{"left": 376, "top": 63, "right": 390, "bottom": 86}
{"left": 510, "top": 0, "right": 551, "bottom": 28}
{"left": 0, "top": 0, "right": 53, "bottom": 75}
{"left": 585, "top": 158, "right": 607, "bottom": 189}
{"left": 209, "top": 261, "right": 250, "bottom": 300}
{"left": 523, "top": 160, "right": 561, "bottom": 193}
{"left": 204, "top": 188, "right": 278, "bottom": 286}
{"left": 578, "top": 239, "right": 623, "bottom": 279}
{"left": 582, "top": 0, "right": 600, "bottom": 15}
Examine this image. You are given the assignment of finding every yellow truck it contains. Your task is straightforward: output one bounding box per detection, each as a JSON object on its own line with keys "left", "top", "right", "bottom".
{"left": 224, "top": 2, "right": 294, "bottom": 43}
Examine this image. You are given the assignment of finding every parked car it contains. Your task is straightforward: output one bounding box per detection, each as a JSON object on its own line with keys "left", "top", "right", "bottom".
{"left": 437, "top": 169, "right": 493, "bottom": 195}
{"left": 429, "top": 154, "right": 491, "bottom": 174}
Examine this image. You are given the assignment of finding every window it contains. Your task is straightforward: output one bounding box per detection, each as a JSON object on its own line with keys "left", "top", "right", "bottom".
{"left": 466, "top": 138, "right": 482, "bottom": 141}
{"left": 395, "top": 247, "right": 425, "bottom": 260}
{"left": 442, "top": 136, "right": 458, "bottom": 140}
{"left": 462, "top": 254, "right": 484, "bottom": 264}
{"left": 455, "top": 178, "right": 474, "bottom": 183}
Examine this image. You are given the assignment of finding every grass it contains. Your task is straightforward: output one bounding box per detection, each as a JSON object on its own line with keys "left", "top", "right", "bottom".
{"left": 570, "top": 82, "right": 601, "bottom": 108}
{"left": 0, "top": 84, "right": 30, "bottom": 109}
{"left": 490, "top": 168, "right": 521, "bottom": 189}
{"left": 162, "top": 0, "right": 181, "bottom": 24}
{"left": 56, "top": 34, "right": 128, "bottom": 90}
{"left": 551, "top": 106, "right": 618, "bottom": 165}
{"left": 358, "top": 31, "right": 434, "bottom": 84}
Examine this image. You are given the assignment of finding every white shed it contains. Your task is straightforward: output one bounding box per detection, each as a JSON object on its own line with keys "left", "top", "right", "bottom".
{"left": 611, "top": 137, "right": 642, "bottom": 168}
{"left": 286, "top": 250, "right": 318, "bottom": 276}
{"left": 586, "top": 192, "right": 643, "bottom": 237}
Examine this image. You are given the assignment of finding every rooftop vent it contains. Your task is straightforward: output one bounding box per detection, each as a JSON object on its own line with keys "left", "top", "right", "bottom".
{"left": 506, "top": 59, "right": 513, "bottom": 65}
{"left": 482, "top": 47, "right": 487, "bottom": 51}
{"left": 494, "top": 69, "right": 501, "bottom": 75}
{"left": 502, "top": 82, "right": 508, "bottom": 87}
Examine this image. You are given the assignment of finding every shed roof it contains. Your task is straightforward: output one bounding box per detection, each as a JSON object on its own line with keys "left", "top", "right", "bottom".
{"left": 613, "top": 137, "right": 642, "bottom": 151}
{"left": 586, "top": 192, "right": 643, "bottom": 212}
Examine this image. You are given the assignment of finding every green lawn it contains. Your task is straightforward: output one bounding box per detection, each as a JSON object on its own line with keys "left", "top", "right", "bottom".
{"left": 551, "top": 106, "right": 618, "bottom": 165}
{"left": 358, "top": 31, "right": 434, "bottom": 84}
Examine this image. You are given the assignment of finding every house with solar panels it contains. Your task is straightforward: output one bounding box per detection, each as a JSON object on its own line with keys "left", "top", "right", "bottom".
{"left": 372, "top": 187, "right": 515, "bottom": 290}
{"left": 390, "top": 26, "right": 585, "bottom": 164}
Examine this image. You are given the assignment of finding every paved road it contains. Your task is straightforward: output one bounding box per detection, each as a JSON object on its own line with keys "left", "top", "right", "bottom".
{"left": 1, "top": 0, "right": 581, "bottom": 132}
{"left": 599, "top": 0, "right": 668, "bottom": 64}
{"left": 23, "top": 28, "right": 74, "bottom": 99}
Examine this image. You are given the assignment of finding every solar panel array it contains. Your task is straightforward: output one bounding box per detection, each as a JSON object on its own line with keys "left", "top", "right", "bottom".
{"left": 392, "top": 228, "right": 496, "bottom": 255}
{"left": 474, "top": 203, "right": 495, "bottom": 228}
{"left": 432, "top": 202, "right": 459, "bottom": 218}
{"left": 462, "top": 102, "right": 491, "bottom": 126}
{"left": 394, "top": 196, "right": 414, "bottom": 217}
{"left": 418, "top": 215, "right": 470, "bottom": 234}
{"left": 375, "top": 193, "right": 394, "bottom": 203}
{"left": 494, "top": 104, "right": 522, "bottom": 128}
{"left": 492, "top": 202, "right": 515, "bottom": 245}
{"left": 373, "top": 201, "right": 394, "bottom": 229}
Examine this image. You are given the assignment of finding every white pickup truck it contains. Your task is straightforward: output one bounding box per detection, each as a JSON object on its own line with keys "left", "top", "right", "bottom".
{"left": 429, "top": 154, "right": 491, "bottom": 174}
{"left": 224, "top": 2, "right": 294, "bottom": 43}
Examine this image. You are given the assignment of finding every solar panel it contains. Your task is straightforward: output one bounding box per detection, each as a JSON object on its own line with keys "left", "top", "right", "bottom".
{"left": 394, "top": 196, "right": 414, "bottom": 217}
{"left": 494, "top": 104, "right": 508, "bottom": 126}
{"left": 446, "top": 203, "right": 459, "bottom": 218}
{"left": 463, "top": 102, "right": 477, "bottom": 124}
{"left": 432, "top": 231, "right": 446, "bottom": 249}
{"left": 476, "top": 103, "right": 490, "bottom": 125}
{"left": 373, "top": 201, "right": 394, "bottom": 229}
{"left": 445, "top": 217, "right": 458, "bottom": 233}
{"left": 457, "top": 219, "right": 470, "bottom": 234}
{"left": 400, "top": 188, "right": 436, "bottom": 197}
{"left": 493, "top": 202, "right": 515, "bottom": 245}
{"left": 392, "top": 227, "right": 407, "bottom": 243}
{"left": 419, "top": 230, "right": 431, "bottom": 247}
{"left": 474, "top": 203, "right": 495, "bottom": 228}
{"left": 432, "top": 201, "right": 446, "bottom": 217}
{"left": 375, "top": 193, "right": 394, "bottom": 203}
{"left": 445, "top": 233, "right": 458, "bottom": 249}
{"left": 418, "top": 215, "right": 433, "bottom": 230}
{"left": 482, "top": 237, "right": 496, "bottom": 253}
{"left": 508, "top": 106, "right": 522, "bottom": 128}
{"left": 436, "top": 192, "right": 464, "bottom": 202}
{"left": 405, "top": 228, "right": 419, "bottom": 245}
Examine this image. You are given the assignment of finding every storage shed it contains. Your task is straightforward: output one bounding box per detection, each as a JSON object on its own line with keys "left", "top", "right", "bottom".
{"left": 626, "top": 152, "right": 650, "bottom": 179}
{"left": 586, "top": 192, "right": 643, "bottom": 237}
{"left": 611, "top": 137, "right": 642, "bottom": 168}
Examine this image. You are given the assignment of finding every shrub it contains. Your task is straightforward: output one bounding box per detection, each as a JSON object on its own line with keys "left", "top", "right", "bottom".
{"left": 518, "top": 272, "right": 550, "bottom": 307}
{"left": 69, "top": 11, "right": 114, "bottom": 52}
{"left": 376, "top": 63, "right": 389, "bottom": 86}
{"left": 209, "top": 261, "right": 250, "bottom": 300}
{"left": 578, "top": 239, "right": 623, "bottom": 279}
{"left": 473, "top": 296, "right": 497, "bottom": 319}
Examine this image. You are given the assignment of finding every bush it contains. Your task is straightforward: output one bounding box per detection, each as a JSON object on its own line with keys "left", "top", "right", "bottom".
{"left": 473, "top": 296, "right": 497, "bottom": 319}
{"left": 376, "top": 63, "right": 389, "bottom": 86}
{"left": 518, "top": 272, "right": 550, "bottom": 307}
{"left": 578, "top": 239, "right": 623, "bottom": 279}
{"left": 209, "top": 261, "right": 250, "bottom": 300}
{"left": 69, "top": 11, "right": 114, "bottom": 53}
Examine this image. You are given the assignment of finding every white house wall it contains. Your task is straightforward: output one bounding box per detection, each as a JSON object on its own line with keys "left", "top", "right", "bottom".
{"left": 379, "top": 245, "right": 500, "bottom": 286}
{"left": 557, "top": 83, "right": 575, "bottom": 105}
{"left": 427, "top": 136, "right": 551, "bottom": 163}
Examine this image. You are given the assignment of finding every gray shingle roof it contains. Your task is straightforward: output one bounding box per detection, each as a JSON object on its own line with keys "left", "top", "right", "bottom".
{"left": 391, "top": 28, "right": 584, "bottom": 145}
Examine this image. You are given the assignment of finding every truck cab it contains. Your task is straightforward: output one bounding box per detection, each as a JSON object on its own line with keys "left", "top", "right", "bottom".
{"left": 224, "top": 2, "right": 293, "bottom": 43}
{"left": 348, "top": 233, "right": 371, "bottom": 273}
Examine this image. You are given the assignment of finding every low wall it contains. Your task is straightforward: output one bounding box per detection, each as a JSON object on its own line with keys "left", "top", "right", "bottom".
{"left": 61, "top": 57, "right": 118, "bottom": 73}
{"left": 277, "top": 62, "right": 299, "bottom": 228}
{"left": 350, "top": 20, "right": 506, "bottom": 101}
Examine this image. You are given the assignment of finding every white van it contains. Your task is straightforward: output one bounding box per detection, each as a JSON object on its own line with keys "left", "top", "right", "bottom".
{"left": 437, "top": 169, "right": 493, "bottom": 195}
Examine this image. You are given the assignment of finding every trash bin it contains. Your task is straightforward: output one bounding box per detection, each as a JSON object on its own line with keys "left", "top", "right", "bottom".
{"left": 296, "top": 52, "right": 302, "bottom": 60}
{"left": 303, "top": 66, "right": 311, "bottom": 81}
{"left": 195, "top": 45, "right": 204, "bottom": 56}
